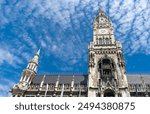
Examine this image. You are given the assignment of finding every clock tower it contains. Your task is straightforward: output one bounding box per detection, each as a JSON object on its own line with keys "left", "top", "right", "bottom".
{"left": 88, "top": 10, "right": 130, "bottom": 97}
{"left": 93, "top": 10, "right": 115, "bottom": 45}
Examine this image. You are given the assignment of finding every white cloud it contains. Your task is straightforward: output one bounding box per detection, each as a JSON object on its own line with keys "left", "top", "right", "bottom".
{"left": 28, "top": 0, "right": 150, "bottom": 55}
{"left": 0, "top": 46, "right": 25, "bottom": 68}
{"left": 108, "top": 0, "right": 150, "bottom": 55}
{"left": 21, "top": 33, "right": 37, "bottom": 50}
{"left": 0, "top": 0, "right": 150, "bottom": 67}
{"left": 0, "top": 77, "right": 15, "bottom": 97}
{"left": 40, "top": 40, "right": 47, "bottom": 48}
{"left": 0, "top": 48, "right": 15, "bottom": 65}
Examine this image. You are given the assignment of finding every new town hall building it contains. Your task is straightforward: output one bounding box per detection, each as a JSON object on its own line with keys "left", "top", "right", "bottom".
{"left": 10, "top": 10, "right": 150, "bottom": 97}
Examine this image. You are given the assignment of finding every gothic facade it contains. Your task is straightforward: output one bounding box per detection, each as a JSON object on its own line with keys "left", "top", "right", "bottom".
{"left": 88, "top": 10, "right": 129, "bottom": 97}
{"left": 10, "top": 10, "right": 150, "bottom": 97}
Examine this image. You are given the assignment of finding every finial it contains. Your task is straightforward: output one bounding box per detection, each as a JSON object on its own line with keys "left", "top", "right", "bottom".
{"left": 57, "top": 75, "right": 60, "bottom": 81}
{"left": 43, "top": 75, "right": 46, "bottom": 80}
{"left": 140, "top": 74, "right": 144, "bottom": 84}
{"left": 99, "top": 10, "right": 106, "bottom": 17}
{"left": 95, "top": 8, "right": 107, "bottom": 20}
{"left": 72, "top": 75, "right": 74, "bottom": 81}
{"left": 71, "top": 75, "right": 75, "bottom": 89}
{"left": 97, "top": 7, "right": 105, "bottom": 15}
{"left": 36, "top": 48, "right": 41, "bottom": 56}
{"left": 31, "top": 48, "right": 40, "bottom": 63}
{"left": 100, "top": 8, "right": 104, "bottom": 13}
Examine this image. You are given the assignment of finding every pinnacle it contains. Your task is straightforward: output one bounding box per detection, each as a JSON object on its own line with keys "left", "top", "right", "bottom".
{"left": 99, "top": 9, "right": 105, "bottom": 14}
{"left": 36, "top": 48, "right": 41, "bottom": 56}
{"left": 96, "top": 7, "right": 105, "bottom": 16}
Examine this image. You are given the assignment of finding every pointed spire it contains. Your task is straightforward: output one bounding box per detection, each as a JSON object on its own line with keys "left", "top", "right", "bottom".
{"left": 72, "top": 75, "right": 74, "bottom": 81}
{"left": 71, "top": 75, "right": 74, "bottom": 89}
{"left": 40, "top": 75, "right": 46, "bottom": 88}
{"left": 55, "top": 75, "right": 60, "bottom": 89}
{"left": 43, "top": 74, "right": 46, "bottom": 79}
{"left": 26, "top": 48, "right": 41, "bottom": 72}
{"left": 31, "top": 48, "right": 41, "bottom": 64}
{"left": 99, "top": 9, "right": 105, "bottom": 16}
{"left": 95, "top": 8, "right": 107, "bottom": 19}
{"left": 36, "top": 48, "right": 41, "bottom": 56}
{"left": 94, "top": 8, "right": 113, "bottom": 30}
{"left": 58, "top": 75, "right": 60, "bottom": 80}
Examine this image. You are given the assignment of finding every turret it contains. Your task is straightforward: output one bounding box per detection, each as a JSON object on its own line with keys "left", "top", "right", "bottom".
{"left": 53, "top": 75, "right": 60, "bottom": 97}
{"left": 16, "top": 49, "right": 40, "bottom": 90}
{"left": 70, "top": 75, "right": 75, "bottom": 97}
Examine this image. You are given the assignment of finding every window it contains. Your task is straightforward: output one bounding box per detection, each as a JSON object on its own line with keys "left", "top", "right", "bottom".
{"left": 103, "top": 69, "right": 111, "bottom": 75}
{"left": 31, "top": 85, "right": 34, "bottom": 89}
{"left": 58, "top": 84, "right": 62, "bottom": 89}
{"left": 64, "top": 84, "right": 70, "bottom": 90}
{"left": 35, "top": 85, "right": 39, "bottom": 89}
{"left": 23, "top": 76, "right": 28, "bottom": 82}
{"left": 99, "top": 58, "right": 115, "bottom": 82}
{"left": 74, "top": 84, "right": 79, "bottom": 90}
{"left": 102, "top": 59, "right": 110, "bottom": 65}
{"left": 34, "top": 67, "right": 37, "bottom": 71}
{"left": 28, "top": 64, "right": 30, "bottom": 68}
{"left": 99, "top": 39, "right": 102, "bottom": 44}
{"left": 96, "top": 38, "right": 98, "bottom": 44}
{"left": 106, "top": 39, "right": 110, "bottom": 44}
{"left": 50, "top": 84, "right": 54, "bottom": 89}
{"left": 103, "top": 39, "right": 106, "bottom": 44}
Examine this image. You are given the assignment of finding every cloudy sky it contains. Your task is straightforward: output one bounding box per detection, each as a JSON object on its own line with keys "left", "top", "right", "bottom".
{"left": 0, "top": 0, "right": 150, "bottom": 96}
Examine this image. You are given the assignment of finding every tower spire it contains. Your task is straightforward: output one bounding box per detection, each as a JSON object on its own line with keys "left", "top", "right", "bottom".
{"left": 12, "top": 49, "right": 41, "bottom": 93}
{"left": 93, "top": 9, "right": 115, "bottom": 45}
{"left": 98, "top": 9, "right": 105, "bottom": 16}
{"left": 31, "top": 48, "right": 41, "bottom": 65}
{"left": 36, "top": 48, "right": 41, "bottom": 56}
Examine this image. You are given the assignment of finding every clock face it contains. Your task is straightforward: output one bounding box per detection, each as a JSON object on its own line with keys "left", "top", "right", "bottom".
{"left": 99, "top": 29, "right": 108, "bottom": 34}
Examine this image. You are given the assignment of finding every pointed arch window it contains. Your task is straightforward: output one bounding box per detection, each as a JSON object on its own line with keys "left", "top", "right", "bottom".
{"left": 99, "top": 39, "right": 102, "bottom": 44}
{"left": 102, "top": 59, "right": 110, "bottom": 65}
{"left": 99, "top": 58, "right": 115, "bottom": 82}
{"left": 96, "top": 38, "right": 98, "bottom": 44}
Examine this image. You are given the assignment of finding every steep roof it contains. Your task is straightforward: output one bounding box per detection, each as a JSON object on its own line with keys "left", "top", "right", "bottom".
{"left": 127, "top": 74, "right": 150, "bottom": 84}
{"left": 32, "top": 74, "right": 87, "bottom": 84}
{"left": 32, "top": 74, "right": 150, "bottom": 85}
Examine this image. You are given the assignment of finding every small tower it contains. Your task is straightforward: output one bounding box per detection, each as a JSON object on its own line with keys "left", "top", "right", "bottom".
{"left": 53, "top": 75, "right": 60, "bottom": 97}
{"left": 11, "top": 49, "right": 40, "bottom": 97}
{"left": 88, "top": 9, "right": 130, "bottom": 97}
{"left": 70, "top": 75, "right": 75, "bottom": 97}
{"left": 37, "top": 75, "right": 46, "bottom": 96}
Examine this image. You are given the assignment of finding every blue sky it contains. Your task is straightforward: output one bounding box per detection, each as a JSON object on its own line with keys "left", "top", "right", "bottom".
{"left": 0, "top": 0, "right": 150, "bottom": 96}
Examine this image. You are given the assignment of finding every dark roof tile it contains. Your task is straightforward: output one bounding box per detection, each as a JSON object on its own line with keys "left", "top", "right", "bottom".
{"left": 32, "top": 74, "right": 87, "bottom": 84}
{"left": 32, "top": 74, "right": 150, "bottom": 85}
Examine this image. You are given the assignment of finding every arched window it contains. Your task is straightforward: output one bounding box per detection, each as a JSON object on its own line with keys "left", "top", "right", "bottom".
{"left": 102, "top": 59, "right": 110, "bottom": 65}
{"left": 96, "top": 38, "right": 98, "bottom": 44}
{"left": 99, "top": 58, "right": 115, "bottom": 82}
{"left": 106, "top": 39, "right": 110, "bottom": 44}
{"left": 101, "top": 39, "right": 103, "bottom": 44}
{"left": 99, "top": 39, "right": 102, "bottom": 44}
{"left": 103, "top": 39, "right": 106, "bottom": 44}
